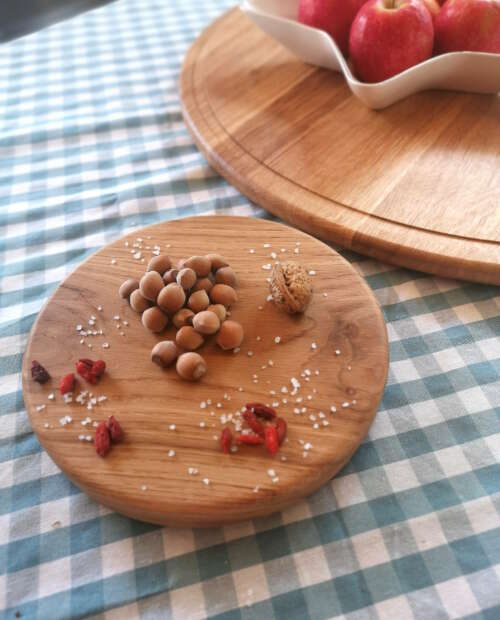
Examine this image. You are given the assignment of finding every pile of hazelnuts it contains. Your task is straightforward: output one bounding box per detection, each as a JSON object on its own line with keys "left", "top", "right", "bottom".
{"left": 119, "top": 254, "right": 244, "bottom": 381}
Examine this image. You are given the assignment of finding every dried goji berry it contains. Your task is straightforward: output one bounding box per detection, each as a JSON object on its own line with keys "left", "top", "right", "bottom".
{"left": 107, "top": 416, "right": 123, "bottom": 442}
{"left": 245, "top": 403, "right": 276, "bottom": 420}
{"left": 31, "top": 360, "right": 50, "bottom": 384}
{"left": 220, "top": 427, "right": 233, "bottom": 453}
{"left": 275, "top": 417, "right": 287, "bottom": 445}
{"left": 92, "top": 360, "right": 106, "bottom": 377}
{"left": 94, "top": 420, "right": 111, "bottom": 456}
{"left": 264, "top": 425, "right": 279, "bottom": 454}
{"left": 236, "top": 432, "right": 265, "bottom": 445}
{"left": 59, "top": 373, "right": 75, "bottom": 395}
{"left": 76, "top": 358, "right": 105, "bottom": 384}
{"left": 242, "top": 411, "right": 265, "bottom": 436}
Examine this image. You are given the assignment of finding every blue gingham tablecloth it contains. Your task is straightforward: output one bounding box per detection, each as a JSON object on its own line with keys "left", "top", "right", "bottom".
{"left": 1, "top": 1, "right": 499, "bottom": 618}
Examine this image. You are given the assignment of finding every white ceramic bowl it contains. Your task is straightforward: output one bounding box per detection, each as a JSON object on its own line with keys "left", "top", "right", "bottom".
{"left": 241, "top": 0, "right": 500, "bottom": 109}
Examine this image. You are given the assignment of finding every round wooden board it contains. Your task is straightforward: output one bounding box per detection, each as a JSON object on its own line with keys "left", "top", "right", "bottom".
{"left": 179, "top": 8, "right": 500, "bottom": 285}
{"left": 22, "top": 216, "right": 388, "bottom": 527}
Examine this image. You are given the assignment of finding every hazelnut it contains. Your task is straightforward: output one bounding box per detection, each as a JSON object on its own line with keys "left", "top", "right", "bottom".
{"left": 163, "top": 268, "right": 179, "bottom": 285}
{"left": 192, "top": 277, "right": 213, "bottom": 293}
{"left": 142, "top": 306, "right": 168, "bottom": 333}
{"left": 151, "top": 341, "right": 179, "bottom": 368}
{"left": 177, "top": 258, "right": 186, "bottom": 270}
{"left": 206, "top": 254, "right": 229, "bottom": 272}
{"left": 176, "top": 326, "right": 204, "bottom": 350}
{"left": 188, "top": 290, "right": 210, "bottom": 313}
{"left": 215, "top": 266, "right": 237, "bottom": 287}
{"left": 119, "top": 278, "right": 139, "bottom": 299}
{"left": 147, "top": 254, "right": 171, "bottom": 275}
{"left": 184, "top": 255, "right": 212, "bottom": 277}
{"left": 157, "top": 283, "right": 186, "bottom": 314}
{"left": 210, "top": 284, "right": 238, "bottom": 308}
{"left": 176, "top": 268, "right": 197, "bottom": 290}
{"left": 172, "top": 308, "right": 194, "bottom": 329}
{"left": 139, "top": 271, "right": 164, "bottom": 302}
{"left": 130, "top": 289, "right": 151, "bottom": 313}
{"left": 193, "top": 310, "right": 220, "bottom": 335}
{"left": 270, "top": 261, "right": 313, "bottom": 314}
{"left": 176, "top": 352, "right": 207, "bottom": 381}
{"left": 216, "top": 320, "right": 244, "bottom": 350}
{"left": 207, "top": 304, "right": 226, "bottom": 322}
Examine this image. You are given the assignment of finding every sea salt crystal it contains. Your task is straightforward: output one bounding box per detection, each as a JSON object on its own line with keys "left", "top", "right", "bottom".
{"left": 311, "top": 342, "right": 317, "bottom": 350}
{"left": 330, "top": 405, "right": 337, "bottom": 413}
{"left": 169, "top": 424, "right": 176, "bottom": 431}
{"left": 188, "top": 468, "right": 199, "bottom": 476}
{"left": 168, "top": 449, "right": 175, "bottom": 457}
{"left": 274, "top": 336, "right": 281, "bottom": 344}
{"left": 267, "top": 469, "right": 276, "bottom": 478}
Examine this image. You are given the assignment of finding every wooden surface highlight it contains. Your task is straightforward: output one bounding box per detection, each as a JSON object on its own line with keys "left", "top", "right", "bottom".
{"left": 180, "top": 8, "right": 500, "bottom": 285}
{"left": 22, "top": 216, "right": 388, "bottom": 527}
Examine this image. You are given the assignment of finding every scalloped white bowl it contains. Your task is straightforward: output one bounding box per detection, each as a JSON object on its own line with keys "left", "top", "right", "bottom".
{"left": 241, "top": 0, "right": 500, "bottom": 109}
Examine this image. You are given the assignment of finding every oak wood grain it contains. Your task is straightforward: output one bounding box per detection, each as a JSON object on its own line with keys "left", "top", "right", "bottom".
{"left": 180, "top": 8, "right": 500, "bottom": 285}
{"left": 22, "top": 216, "right": 388, "bottom": 527}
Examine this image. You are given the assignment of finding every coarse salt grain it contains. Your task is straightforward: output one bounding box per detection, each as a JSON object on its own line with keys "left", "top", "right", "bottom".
{"left": 274, "top": 336, "right": 281, "bottom": 344}
{"left": 188, "top": 468, "right": 199, "bottom": 476}
{"left": 318, "top": 412, "right": 325, "bottom": 418}
{"left": 169, "top": 424, "right": 176, "bottom": 430}
{"left": 200, "top": 401, "right": 206, "bottom": 409}
{"left": 253, "top": 486, "right": 260, "bottom": 493}
{"left": 249, "top": 249, "right": 255, "bottom": 254}
{"left": 133, "top": 252, "right": 141, "bottom": 259}
{"left": 111, "top": 259, "right": 117, "bottom": 265}
{"left": 266, "top": 294, "right": 273, "bottom": 302}
{"left": 311, "top": 342, "right": 317, "bottom": 350}
{"left": 44, "top": 422, "right": 49, "bottom": 429}
{"left": 256, "top": 336, "right": 261, "bottom": 341}
{"left": 233, "top": 347, "right": 240, "bottom": 354}
{"left": 330, "top": 405, "right": 337, "bottom": 413}
{"left": 335, "top": 349, "right": 341, "bottom": 355}
{"left": 270, "top": 252, "right": 277, "bottom": 259}
{"left": 262, "top": 264, "right": 272, "bottom": 271}
{"left": 309, "top": 270, "right": 316, "bottom": 276}
{"left": 168, "top": 449, "right": 175, "bottom": 457}
{"left": 102, "top": 342, "right": 110, "bottom": 349}
{"left": 272, "top": 477, "right": 279, "bottom": 484}
{"left": 200, "top": 422, "right": 206, "bottom": 428}
{"left": 141, "top": 485, "right": 148, "bottom": 491}
{"left": 267, "top": 469, "right": 276, "bottom": 478}
{"left": 203, "top": 478, "right": 210, "bottom": 486}
{"left": 268, "top": 360, "right": 274, "bottom": 367}
{"left": 48, "top": 393, "right": 55, "bottom": 401}
{"left": 294, "top": 408, "right": 300, "bottom": 415}
{"left": 248, "top": 351, "right": 254, "bottom": 357}
{"left": 342, "top": 402, "right": 350, "bottom": 408}
{"left": 304, "top": 442, "right": 312, "bottom": 451}
{"left": 281, "top": 248, "right": 286, "bottom": 253}
{"left": 323, "top": 293, "right": 328, "bottom": 298}
{"left": 36, "top": 405, "right": 46, "bottom": 412}
{"left": 264, "top": 243, "right": 271, "bottom": 248}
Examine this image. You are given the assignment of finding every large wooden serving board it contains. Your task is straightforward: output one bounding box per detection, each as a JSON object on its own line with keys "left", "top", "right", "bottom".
{"left": 22, "top": 216, "right": 388, "bottom": 527}
{"left": 180, "top": 8, "right": 500, "bottom": 285}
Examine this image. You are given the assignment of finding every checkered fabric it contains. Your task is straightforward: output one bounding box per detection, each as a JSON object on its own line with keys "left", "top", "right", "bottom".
{"left": 1, "top": 0, "right": 499, "bottom": 618}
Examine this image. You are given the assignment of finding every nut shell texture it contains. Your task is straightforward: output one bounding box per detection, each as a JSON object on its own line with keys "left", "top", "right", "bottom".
{"left": 130, "top": 289, "right": 151, "bottom": 313}
{"left": 188, "top": 290, "right": 210, "bottom": 314}
{"left": 147, "top": 254, "right": 171, "bottom": 275}
{"left": 184, "top": 255, "right": 212, "bottom": 277}
{"left": 119, "top": 278, "right": 139, "bottom": 299}
{"left": 151, "top": 341, "right": 179, "bottom": 368}
{"left": 176, "top": 326, "right": 204, "bottom": 351}
{"left": 270, "top": 261, "right": 313, "bottom": 314}
{"left": 142, "top": 306, "right": 168, "bottom": 333}
{"left": 216, "top": 320, "right": 244, "bottom": 350}
{"left": 176, "top": 268, "right": 197, "bottom": 290}
{"left": 176, "top": 352, "right": 207, "bottom": 381}
{"left": 140, "top": 271, "right": 164, "bottom": 302}
{"left": 210, "top": 284, "right": 238, "bottom": 308}
{"left": 157, "top": 283, "right": 186, "bottom": 314}
{"left": 193, "top": 311, "right": 220, "bottom": 335}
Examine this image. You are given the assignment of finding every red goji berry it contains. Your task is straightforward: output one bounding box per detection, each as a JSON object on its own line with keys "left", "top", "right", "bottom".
{"left": 107, "top": 416, "right": 123, "bottom": 442}
{"left": 94, "top": 420, "right": 111, "bottom": 457}
{"left": 264, "top": 425, "right": 279, "bottom": 454}
{"left": 220, "top": 427, "right": 233, "bottom": 453}
{"left": 59, "top": 373, "right": 75, "bottom": 395}
{"left": 92, "top": 360, "right": 106, "bottom": 377}
{"left": 245, "top": 403, "right": 276, "bottom": 420}
{"left": 235, "top": 432, "right": 265, "bottom": 445}
{"left": 242, "top": 411, "right": 265, "bottom": 436}
{"left": 275, "top": 417, "right": 287, "bottom": 445}
{"left": 31, "top": 360, "right": 50, "bottom": 384}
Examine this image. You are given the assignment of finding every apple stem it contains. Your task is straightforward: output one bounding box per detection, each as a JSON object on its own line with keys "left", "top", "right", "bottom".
{"left": 383, "top": 0, "right": 397, "bottom": 8}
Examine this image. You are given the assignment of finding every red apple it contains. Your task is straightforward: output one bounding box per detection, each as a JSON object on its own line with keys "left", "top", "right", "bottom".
{"left": 419, "top": 0, "right": 440, "bottom": 16}
{"left": 298, "top": 0, "right": 368, "bottom": 57}
{"left": 349, "top": 0, "right": 434, "bottom": 83}
{"left": 434, "top": 0, "right": 500, "bottom": 54}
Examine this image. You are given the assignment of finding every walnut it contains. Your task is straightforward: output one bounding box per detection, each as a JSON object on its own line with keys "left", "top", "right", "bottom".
{"left": 269, "top": 261, "right": 313, "bottom": 314}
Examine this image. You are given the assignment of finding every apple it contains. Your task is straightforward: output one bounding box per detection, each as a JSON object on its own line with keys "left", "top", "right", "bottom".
{"left": 349, "top": 0, "right": 434, "bottom": 83}
{"left": 298, "top": 0, "right": 368, "bottom": 56}
{"left": 434, "top": 0, "right": 500, "bottom": 54}
{"left": 419, "top": 0, "right": 440, "bottom": 16}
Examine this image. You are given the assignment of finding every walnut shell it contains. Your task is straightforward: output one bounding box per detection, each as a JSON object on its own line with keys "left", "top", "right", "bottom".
{"left": 269, "top": 261, "right": 313, "bottom": 314}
